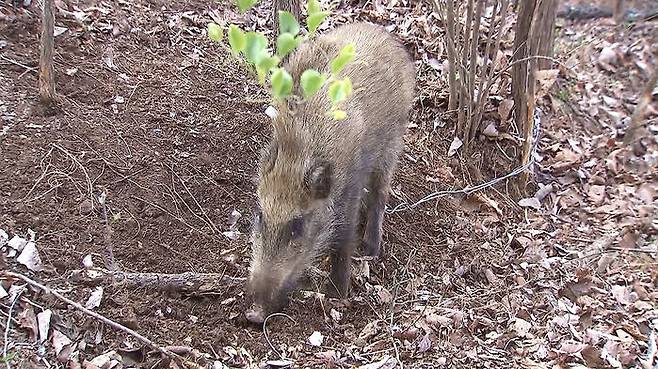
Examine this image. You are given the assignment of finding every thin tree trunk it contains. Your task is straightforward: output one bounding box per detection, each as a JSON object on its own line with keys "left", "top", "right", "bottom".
{"left": 39, "top": 0, "right": 56, "bottom": 106}
{"left": 472, "top": 0, "right": 510, "bottom": 142}
{"left": 613, "top": 0, "right": 625, "bottom": 24}
{"left": 273, "top": 0, "right": 301, "bottom": 34}
{"left": 463, "top": 0, "right": 484, "bottom": 148}
{"left": 446, "top": 0, "right": 458, "bottom": 111}
{"left": 457, "top": 0, "right": 475, "bottom": 138}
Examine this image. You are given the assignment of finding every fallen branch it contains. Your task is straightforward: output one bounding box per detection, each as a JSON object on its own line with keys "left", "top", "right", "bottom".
{"left": 68, "top": 268, "right": 245, "bottom": 295}
{"left": 1, "top": 271, "right": 203, "bottom": 368}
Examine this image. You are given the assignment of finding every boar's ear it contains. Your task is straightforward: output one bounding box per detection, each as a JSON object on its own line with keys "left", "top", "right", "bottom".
{"left": 306, "top": 160, "right": 333, "bottom": 199}
{"left": 259, "top": 140, "right": 278, "bottom": 175}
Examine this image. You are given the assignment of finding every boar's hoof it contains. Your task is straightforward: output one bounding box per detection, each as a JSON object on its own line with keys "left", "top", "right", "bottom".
{"left": 363, "top": 240, "right": 381, "bottom": 259}
{"left": 245, "top": 304, "right": 266, "bottom": 324}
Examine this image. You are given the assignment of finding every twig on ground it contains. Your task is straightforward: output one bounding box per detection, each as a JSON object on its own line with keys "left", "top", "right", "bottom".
{"left": 98, "top": 192, "right": 117, "bottom": 271}
{"left": 51, "top": 144, "right": 94, "bottom": 208}
{"left": 262, "top": 313, "right": 296, "bottom": 360}
{"left": 0, "top": 55, "right": 38, "bottom": 73}
{"left": 3, "top": 286, "right": 25, "bottom": 369}
{"left": 0, "top": 271, "right": 204, "bottom": 368}
{"left": 22, "top": 147, "right": 55, "bottom": 202}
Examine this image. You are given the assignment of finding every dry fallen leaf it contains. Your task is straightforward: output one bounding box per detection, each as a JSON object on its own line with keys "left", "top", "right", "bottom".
{"left": 37, "top": 309, "right": 52, "bottom": 344}
{"left": 535, "top": 69, "right": 560, "bottom": 97}
{"left": 374, "top": 285, "right": 393, "bottom": 304}
{"left": 329, "top": 308, "right": 342, "bottom": 322}
{"left": 52, "top": 329, "right": 73, "bottom": 357}
{"left": 498, "top": 99, "right": 514, "bottom": 122}
{"left": 447, "top": 136, "right": 463, "bottom": 157}
{"left": 18, "top": 304, "right": 38, "bottom": 340}
{"left": 513, "top": 317, "right": 532, "bottom": 338}
{"left": 418, "top": 333, "right": 432, "bottom": 353}
{"left": 308, "top": 331, "right": 324, "bottom": 347}
{"left": 85, "top": 287, "right": 104, "bottom": 310}
{"left": 483, "top": 122, "right": 500, "bottom": 138}
{"left": 587, "top": 185, "right": 606, "bottom": 205}
{"left": 611, "top": 285, "right": 635, "bottom": 306}
{"left": 518, "top": 197, "right": 541, "bottom": 210}
{"left": 0, "top": 229, "right": 8, "bottom": 247}
{"left": 16, "top": 242, "right": 44, "bottom": 272}
{"left": 7, "top": 235, "right": 27, "bottom": 252}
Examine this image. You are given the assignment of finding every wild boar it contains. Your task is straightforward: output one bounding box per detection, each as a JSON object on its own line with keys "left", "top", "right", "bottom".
{"left": 245, "top": 22, "right": 415, "bottom": 324}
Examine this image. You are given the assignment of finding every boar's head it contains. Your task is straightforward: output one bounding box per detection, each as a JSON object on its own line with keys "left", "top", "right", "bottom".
{"left": 245, "top": 132, "right": 336, "bottom": 324}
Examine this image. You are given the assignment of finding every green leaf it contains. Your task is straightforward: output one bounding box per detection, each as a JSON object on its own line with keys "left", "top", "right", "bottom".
{"left": 236, "top": 0, "right": 259, "bottom": 13}
{"left": 307, "top": 11, "right": 329, "bottom": 34}
{"left": 271, "top": 68, "right": 293, "bottom": 98}
{"left": 331, "top": 43, "right": 355, "bottom": 74}
{"left": 307, "top": 0, "right": 321, "bottom": 15}
{"left": 276, "top": 32, "right": 299, "bottom": 58}
{"left": 300, "top": 69, "right": 327, "bottom": 98}
{"left": 256, "top": 55, "right": 280, "bottom": 85}
{"left": 244, "top": 31, "right": 269, "bottom": 64}
{"left": 228, "top": 25, "right": 246, "bottom": 54}
{"left": 278, "top": 11, "right": 300, "bottom": 35}
{"left": 332, "top": 109, "right": 347, "bottom": 120}
{"left": 207, "top": 23, "right": 224, "bottom": 42}
{"left": 328, "top": 78, "right": 353, "bottom": 105}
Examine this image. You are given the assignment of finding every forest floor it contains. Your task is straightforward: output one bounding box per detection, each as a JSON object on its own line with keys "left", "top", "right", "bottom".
{"left": 0, "top": 0, "right": 656, "bottom": 368}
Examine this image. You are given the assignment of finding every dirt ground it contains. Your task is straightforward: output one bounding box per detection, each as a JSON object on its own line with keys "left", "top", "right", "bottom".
{"left": 1, "top": 0, "right": 657, "bottom": 368}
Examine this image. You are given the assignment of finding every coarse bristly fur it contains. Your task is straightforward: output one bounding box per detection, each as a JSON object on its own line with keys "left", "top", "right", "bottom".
{"left": 246, "top": 22, "right": 416, "bottom": 323}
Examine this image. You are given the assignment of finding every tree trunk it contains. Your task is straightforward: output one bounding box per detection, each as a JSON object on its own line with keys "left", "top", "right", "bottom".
{"left": 533, "top": 0, "right": 559, "bottom": 71}
{"left": 513, "top": 0, "right": 559, "bottom": 190}
{"left": 273, "top": 0, "right": 301, "bottom": 34}
{"left": 511, "top": 0, "right": 537, "bottom": 191}
{"left": 511, "top": 0, "right": 537, "bottom": 135}
{"left": 39, "top": 0, "right": 56, "bottom": 106}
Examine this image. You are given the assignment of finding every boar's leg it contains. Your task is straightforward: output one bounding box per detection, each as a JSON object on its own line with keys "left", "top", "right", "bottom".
{"left": 327, "top": 194, "right": 362, "bottom": 298}
{"left": 328, "top": 224, "right": 357, "bottom": 298}
{"left": 362, "top": 171, "right": 389, "bottom": 257}
{"left": 363, "top": 140, "right": 400, "bottom": 257}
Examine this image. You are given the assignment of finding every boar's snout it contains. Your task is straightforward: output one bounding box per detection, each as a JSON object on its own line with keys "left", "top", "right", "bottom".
{"left": 245, "top": 268, "right": 295, "bottom": 324}
{"left": 245, "top": 304, "right": 266, "bottom": 324}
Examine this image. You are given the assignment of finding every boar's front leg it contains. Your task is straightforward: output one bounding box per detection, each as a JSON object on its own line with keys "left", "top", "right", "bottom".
{"left": 362, "top": 171, "right": 389, "bottom": 258}
{"left": 328, "top": 202, "right": 360, "bottom": 298}
{"left": 328, "top": 228, "right": 356, "bottom": 298}
{"left": 363, "top": 140, "right": 400, "bottom": 258}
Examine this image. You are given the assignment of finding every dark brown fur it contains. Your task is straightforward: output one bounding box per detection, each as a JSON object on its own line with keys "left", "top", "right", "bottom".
{"left": 246, "top": 22, "right": 415, "bottom": 323}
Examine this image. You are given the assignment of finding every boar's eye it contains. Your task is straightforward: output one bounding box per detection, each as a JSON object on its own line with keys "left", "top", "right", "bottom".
{"left": 290, "top": 216, "right": 304, "bottom": 239}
